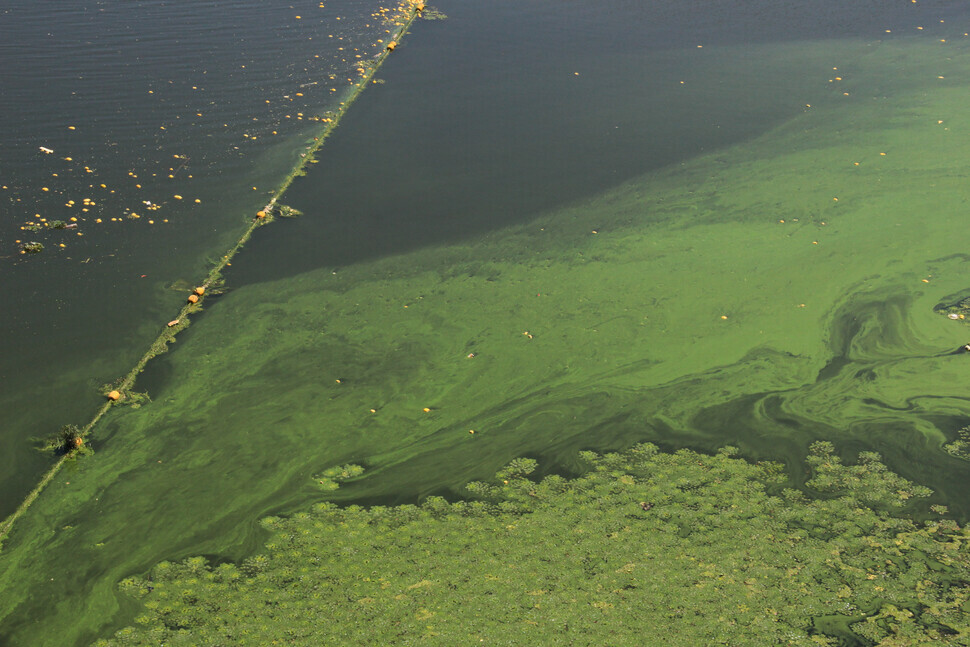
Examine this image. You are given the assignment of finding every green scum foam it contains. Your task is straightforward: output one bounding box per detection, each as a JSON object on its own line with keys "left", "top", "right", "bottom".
{"left": 5, "top": 32, "right": 970, "bottom": 646}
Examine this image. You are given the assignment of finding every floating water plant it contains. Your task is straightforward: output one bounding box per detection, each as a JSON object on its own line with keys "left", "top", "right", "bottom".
{"left": 98, "top": 445, "right": 970, "bottom": 646}
{"left": 37, "top": 425, "right": 87, "bottom": 456}
{"left": 944, "top": 425, "right": 970, "bottom": 459}
{"left": 313, "top": 463, "right": 365, "bottom": 491}
{"left": 276, "top": 204, "right": 302, "bottom": 218}
{"left": 935, "top": 295, "right": 970, "bottom": 321}
{"left": 420, "top": 7, "right": 447, "bottom": 20}
{"left": 19, "top": 241, "right": 43, "bottom": 253}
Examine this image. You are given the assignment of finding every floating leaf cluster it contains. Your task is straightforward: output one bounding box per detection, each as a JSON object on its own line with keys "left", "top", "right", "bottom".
{"left": 99, "top": 444, "right": 970, "bottom": 645}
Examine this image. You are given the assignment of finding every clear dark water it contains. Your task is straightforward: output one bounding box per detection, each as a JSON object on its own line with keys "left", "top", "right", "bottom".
{"left": 3, "top": 0, "right": 970, "bottom": 644}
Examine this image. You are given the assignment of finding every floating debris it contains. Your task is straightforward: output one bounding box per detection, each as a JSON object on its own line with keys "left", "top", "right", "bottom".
{"left": 277, "top": 204, "right": 302, "bottom": 218}
{"left": 934, "top": 296, "right": 970, "bottom": 321}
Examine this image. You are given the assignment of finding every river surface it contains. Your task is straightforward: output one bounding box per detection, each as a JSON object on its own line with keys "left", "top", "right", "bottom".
{"left": 3, "top": 0, "right": 970, "bottom": 644}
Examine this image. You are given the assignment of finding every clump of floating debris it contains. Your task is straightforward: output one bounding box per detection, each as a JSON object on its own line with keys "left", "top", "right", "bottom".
{"left": 934, "top": 296, "right": 970, "bottom": 321}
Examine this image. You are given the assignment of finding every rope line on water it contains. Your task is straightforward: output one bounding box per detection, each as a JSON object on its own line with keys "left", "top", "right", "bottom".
{"left": 0, "top": 1, "right": 425, "bottom": 548}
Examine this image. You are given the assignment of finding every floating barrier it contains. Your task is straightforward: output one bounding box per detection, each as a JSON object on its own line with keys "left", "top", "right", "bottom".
{"left": 0, "top": 0, "right": 426, "bottom": 548}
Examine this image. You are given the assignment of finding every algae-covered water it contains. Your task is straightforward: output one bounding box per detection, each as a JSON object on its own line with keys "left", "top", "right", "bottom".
{"left": 4, "top": 0, "right": 970, "bottom": 644}
{"left": 0, "top": 0, "right": 400, "bottom": 519}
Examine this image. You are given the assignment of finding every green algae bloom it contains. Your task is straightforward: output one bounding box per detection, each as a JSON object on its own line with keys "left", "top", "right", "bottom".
{"left": 98, "top": 444, "right": 970, "bottom": 646}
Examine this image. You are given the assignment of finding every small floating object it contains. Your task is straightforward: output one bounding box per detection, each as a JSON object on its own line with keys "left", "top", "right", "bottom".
{"left": 187, "top": 294, "right": 199, "bottom": 304}
{"left": 416, "top": 2, "right": 425, "bottom": 10}
{"left": 39, "top": 146, "right": 54, "bottom": 154}
{"left": 194, "top": 286, "right": 205, "bottom": 296}
{"left": 386, "top": 41, "right": 397, "bottom": 51}
{"left": 167, "top": 319, "right": 180, "bottom": 327}
{"left": 107, "top": 390, "right": 121, "bottom": 401}
{"left": 948, "top": 313, "right": 961, "bottom": 320}
{"left": 255, "top": 210, "right": 267, "bottom": 219}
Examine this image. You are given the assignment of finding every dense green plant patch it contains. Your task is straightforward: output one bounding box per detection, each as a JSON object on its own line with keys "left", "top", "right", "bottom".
{"left": 98, "top": 444, "right": 970, "bottom": 646}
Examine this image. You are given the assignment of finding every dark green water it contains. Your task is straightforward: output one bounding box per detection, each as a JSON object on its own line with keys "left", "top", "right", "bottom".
{"left": 0, "top": 0, "right": 395, "bottom": 518}
{"left": 4, "top": 0, "right": 970, "bottom": 645}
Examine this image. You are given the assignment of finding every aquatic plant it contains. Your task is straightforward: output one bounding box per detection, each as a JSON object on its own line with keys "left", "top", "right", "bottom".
{"left": 934, "top": 296, "right": 970, "bottom": 321}
{"left": 944, "top": 425, "right": 970, "bottom": 459}
{"left": 276, "top": 204, "right": 303, "bottom": 218}
{"left": 420, "top": 7, "right": 447, "bottom": 20}
{"left": 37, "top": 425, "right": 89, "bottom": 457}
{"left": 314, "top": 463, "right": 365, "bottom": 490}
{"left": 19, "top": 241, "right": 43, "bottom": 253}
{"left": 97, "top": 444, "right": 970, "bottom": 646}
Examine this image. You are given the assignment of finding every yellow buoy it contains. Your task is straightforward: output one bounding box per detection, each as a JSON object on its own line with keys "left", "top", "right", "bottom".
{"left": 188, "top": 294, "right": 199, "bottom": 304}
{"left": 194, "top": 286, "right": 205, "bottom": 296}
{"left": 387, "top": 41, "right": 397, "bottom": 51}
{"left": 107, "top": 390, "right": 121, "bottom": 401}
{"left": 256, "top": 210, "right": 266, "bottom": 219}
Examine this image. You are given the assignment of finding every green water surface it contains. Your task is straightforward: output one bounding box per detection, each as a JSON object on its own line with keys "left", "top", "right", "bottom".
{"left": 4, "top": 6, "right": 970, "bottom": 646}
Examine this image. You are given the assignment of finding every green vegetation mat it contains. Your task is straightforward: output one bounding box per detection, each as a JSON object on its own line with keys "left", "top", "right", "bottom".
{"left": 97, "top": 444, "right": 969, "bottom": 646}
